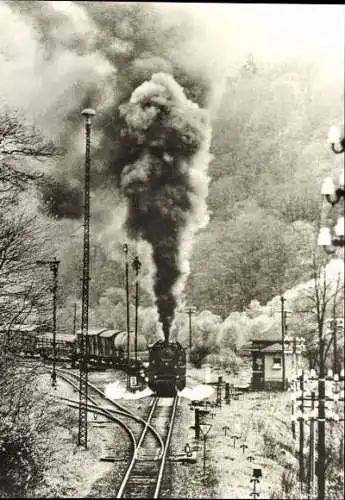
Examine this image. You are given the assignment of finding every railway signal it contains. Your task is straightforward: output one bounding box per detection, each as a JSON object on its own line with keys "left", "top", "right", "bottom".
{"left": 240, "top": 443, "right": 248, "bottom": 454}
{"left": 132, "top": 255, "right": 141, "bottom": 366}
{"left": 199, "top": 423, "right": 212, "bottom": 480}
{"left": 222, "top": 425, "right": 230, "bottom": 436}
{"left": 250, "top": 468, "right": 262, "bottom": 499}
{"left": 36, "top": 258, "right": 60, "bottom": 388}
{"left": 231, "top": 435, "right": 239, "bottom": 448}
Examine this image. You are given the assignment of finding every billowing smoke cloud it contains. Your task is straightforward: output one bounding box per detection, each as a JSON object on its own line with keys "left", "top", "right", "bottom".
{"left": 1, "top": 1, "right": 225, "bottom": 338}
{"left": 119, "top": 72, "right": 211, "bottom": 340}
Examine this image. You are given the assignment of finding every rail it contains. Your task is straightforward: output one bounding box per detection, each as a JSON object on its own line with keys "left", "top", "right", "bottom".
{"left": 153, "top": 395, "right": 178, "bottom": 498}
{"left": 116, "top": 395, "right": 178, "bottom": 499}
{"left": 55, "top": 367, "right": 164, "bottom": 452}
{"left": 116, "top": 397, "right": 159, "bottom": 498}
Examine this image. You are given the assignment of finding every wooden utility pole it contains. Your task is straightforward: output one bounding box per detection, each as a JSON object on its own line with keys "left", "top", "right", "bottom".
{"left": 317, "top": 332, "right": 326, "bottom": 500}
{"left": 291, "top": 337, "right": 297, "bottom": 440}
{"left": 299, "top": 371, "right": 305, "bottom": 487}
{"left": 332, "top": 301, "right": 338, "bottom": 375}
{"left": 308, "top": 390, "right": 316, "bottom": 499}
{"left": 185, "top": 306, "right": 197, "bottom": 351}
{"left": 280, "top": 296, "right": 286, "bottom": 391}
{"left": 73, "top": 302, "right": 77, "bottom": 336}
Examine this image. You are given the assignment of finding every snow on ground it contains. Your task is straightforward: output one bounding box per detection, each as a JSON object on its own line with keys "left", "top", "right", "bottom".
{"left": 105, "top": 380, "right": 154, "bottom": 400}
{"left": 178, "top": 384, "right": 215, "bottom": 400}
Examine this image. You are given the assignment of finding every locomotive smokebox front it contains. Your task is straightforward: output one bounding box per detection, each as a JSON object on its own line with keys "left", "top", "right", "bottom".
{"left": 147, "top": 340, "right": 187, "bottom": 397}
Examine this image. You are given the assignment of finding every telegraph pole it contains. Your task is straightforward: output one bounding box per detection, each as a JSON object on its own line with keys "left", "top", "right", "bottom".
{"left": 78, "top": 108, "right": 95, "bottom": 449}
{"left": 317, "top": 322, "right": 326, "bottom": 499}
{"left": 332, "top": 299, "right": 338, "bottom": 375}
{"left": 308, "top": 390, "right": 316, "bottom": 499}
{"left": 73, "top": 302, "right": 77, "bottom": 336}
{"left": 188, "top": 308, "right": 193, "bottom": 350}
{"left": 184, "top": 306, "right": 196, "bottom": 360}
{"left": 299, "top": 371, "right": 305, "bottom": 487}
{"left": 280, "top": 296, "right": 286, "bottom": 391}
{"left": 132, "top": 256, "right": 141, "bottom": 365}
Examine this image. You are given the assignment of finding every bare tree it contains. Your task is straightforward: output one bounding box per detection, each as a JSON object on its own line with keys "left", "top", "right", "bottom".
{"left": 295, "top": 254, "right": 344, "bottom": 371}
{"left": 0, "top": 107, "right": 59, "bottom": 344}
{"left": 0, "top": 107, "right": 59, "bottom": 193}
{"left": 0, "top": 207, "right": 53, "bottom": 347}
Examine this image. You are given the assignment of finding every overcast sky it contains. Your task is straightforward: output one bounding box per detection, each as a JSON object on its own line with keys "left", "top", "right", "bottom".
{"left": 0, "top": 2, "right": 343, "bottom": 122}
{"left": 184, "top": 3, "right": 345, "bottom": 60}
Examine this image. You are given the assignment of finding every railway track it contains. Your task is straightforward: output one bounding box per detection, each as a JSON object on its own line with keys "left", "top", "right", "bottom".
{"left": 56, "top": 370, "right": 178, "bottom": 498}
{"left": 19, "top": 360, "right": 179, "bottom": 498}
{"left": 117, "top": 396, "right": 178, "bottom": 499}
{"left": 54, "top": 368, "right": 164, "bottom": 450}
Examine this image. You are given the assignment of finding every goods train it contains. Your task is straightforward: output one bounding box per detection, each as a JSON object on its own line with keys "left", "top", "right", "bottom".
{"left": 0, "top": 325, "right": 188, "bottom": 395}
{"left": 147, "top": 339, "right": 186, "bottom": 396}
{"left": 0, "top": 325, "right": 147, "bottom": 370}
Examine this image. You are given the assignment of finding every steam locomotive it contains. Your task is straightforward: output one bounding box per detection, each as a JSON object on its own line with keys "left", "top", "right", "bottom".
{"left": 1, "top": 325, "right": 187, "bottom": 395}
{"left": 147, "top": 339, "right": 186, "bottom": 396}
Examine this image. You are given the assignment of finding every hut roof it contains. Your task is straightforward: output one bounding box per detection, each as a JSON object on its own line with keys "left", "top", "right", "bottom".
{"left": 260, "top": 342, "right": 283, "bottom": 353}
{"left": 250, "top": 332, "right": 282, "bottom": 342}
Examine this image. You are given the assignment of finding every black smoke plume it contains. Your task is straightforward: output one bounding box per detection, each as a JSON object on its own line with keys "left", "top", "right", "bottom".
{"left": 1, "top": 2, "right": 219, "bottom": 338}
{"left": 39, "top": 177, "right": 82, "bottom": 219}
{"left": 119, "top": 73, "right": 211, "bottom": 340}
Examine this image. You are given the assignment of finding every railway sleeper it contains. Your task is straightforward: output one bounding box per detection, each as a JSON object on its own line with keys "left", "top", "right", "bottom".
{"left": 137, "top": 455, "right": 159, "bottom": 461}
{"left": 125, "top": 486, "right": 155, "bottom": 498}
{"left": 127, "top": 476, "right": 157, "bottom": 483}
{"left": 132, "top": 461, "right": 160, "bottom": 470}
{"left": 100, "top": 457, "right": 127, "bottom": 462}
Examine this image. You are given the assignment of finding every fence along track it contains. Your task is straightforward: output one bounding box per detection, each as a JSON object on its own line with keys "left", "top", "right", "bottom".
{"left": 117, "top": 396, "right": 178, "bottom": 499}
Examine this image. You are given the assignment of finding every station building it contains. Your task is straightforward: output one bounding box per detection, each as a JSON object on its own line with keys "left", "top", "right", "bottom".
{"left": 249, "top": 333, "right": 303, "bottom": 391}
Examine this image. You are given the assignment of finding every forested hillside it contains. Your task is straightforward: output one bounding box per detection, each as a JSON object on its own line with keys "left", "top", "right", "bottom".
{"left": 46, "top": 55, "right": 343, "bottom": 327}
{"left": 185, "top": 56, "right": 343, "bottom": 315}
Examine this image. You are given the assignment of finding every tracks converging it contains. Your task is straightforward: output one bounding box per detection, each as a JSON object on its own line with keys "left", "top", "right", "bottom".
{"left": 117, "top": 396, "right": 178, "bottom": 499}
{"left": 53, "top": 367, "right": 177, "bottom": 498}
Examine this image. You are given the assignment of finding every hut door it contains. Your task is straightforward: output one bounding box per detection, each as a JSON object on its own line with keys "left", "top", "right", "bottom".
{"left": 252, "top": 354, "right": 265, "bottom": 390}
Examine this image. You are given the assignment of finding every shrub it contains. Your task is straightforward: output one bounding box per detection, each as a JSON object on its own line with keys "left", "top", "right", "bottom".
{"left": 0, "top": 359, "right": 53, "bottom": 497}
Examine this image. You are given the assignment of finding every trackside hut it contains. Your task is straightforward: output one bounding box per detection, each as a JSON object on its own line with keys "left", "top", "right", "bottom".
{"left": 250, "top": 334, "right": 293, "bottom": 390}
